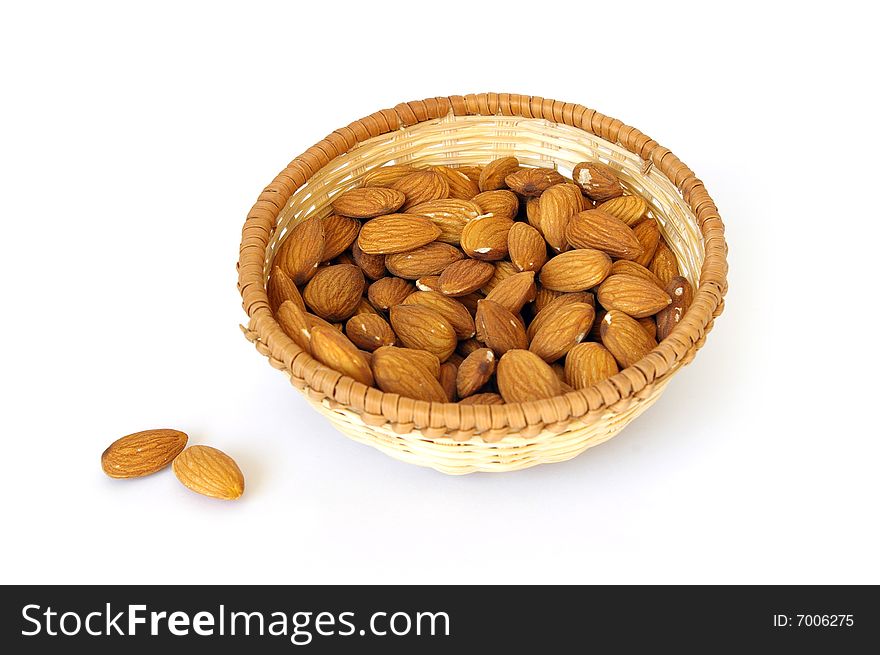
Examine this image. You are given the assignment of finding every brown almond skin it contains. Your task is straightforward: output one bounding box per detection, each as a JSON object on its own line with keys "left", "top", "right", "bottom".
{"left": 384, "top": 242, "right": 465, "bottom": 279}
{"left": 497, "top": 350, "right": 561, "bottom": 403}
{"left": 401, "top": 291, "right": 475, "bottom": 340}
{"left": 345, "top": 313, "right": 397, "bottom": 352}
{"left": 310, "top": 325, "right": 374, "bottom": 387}
{"left": 389, "top": 305, "right": 457, "bottom": 362}
{"left": 484, "top": 271, "right": 536, "bottom": 314}
{"left": 565, "top": 209, "right": 644, "bottom": 260}
{"left": 539, "top": 183, "right": 583, "bottom": 253}
{"left": 598, "top": 195, "right": 648, "bottom": 226}
{"left": 572, "top": 161, "right": 624, "bottom": 202}
{"left": 439, "top": 362, "right": 458, "bottom": 401}
{"left": 632, "top": 218, "right": 661, "bottom": 267}
{"left": 539, "top": 249, "right": 612, "bottom": 292}
{"left": 478, "top": 156, "right": 520, "bottom": 192}
{"left": 655, "top": 275, "right": 694, "bottom": 340}
{"left": 351, "top": 241, "right": 386, "bottom": 280}
{"left": 460, "top": 215, "right": 514, "bottom": 261}
{"left": 415, "top": 276, "right": 442, "bottom": 292}
{"left": 473, "top": 190, "right": 519, "bottom": 221}
{"left": 321, "top": 214, "right": 361, "bottom": 261}
{"left": 391, "top": 170, "right": 450, "bottom": 209}
{"left": 456, "top": 348, "right": 497, "bottom": 399}
{"left": 302, "top": 264, "right": 365, "bottom": 322}
{"left": 101, "top": 429, "right": 188, "bottom": 479}
{"left": 357, "top": 214, "right": 442, "bottom": 254}
{"left": 529, "top": 302, "right": 595, "bottom": 362}
{"left": 600, "top": 310, "right": 658, "bottom": 368}
{"left": 331, "top": 187, "right": 406, "bottom": 218}
{"left": 507, "top": 222, "right": 548, "bottom": 272}
{"left": 504, "top": 167, "right": 565, "bottom": 197}
{"left": 277, "top": 300, "right": 312, "bottom": 353}
{"left": 278, "top": 217, "right": 325, "bottom": 285}
{"left": 367, "top": 277, "right": 414, "bottom": 310}
{"left": 480, "top": 260, "right": 519, "bottom": 295}
{"left": 433, "top": 165, "right": 480, "bottom": 200}
{"left": 455, "top": 165, "right": 483, "bottom": 183}
{"left": 371, "top": 346, "right": 448, "bottom": 402}
{"left": 565, "top": 342, "right": 619, "bottom": 389}
{"left": 409, "top": 199, "right": 482, "bottom": 245}
{"left": 172, "top": 445, "right": 244, "bottom": 501}
{"left": 527, "top": 292, "right": 592, "bottom": 341}
{"left": 438, "top": 259, "right": 496, "bottom": 297}
{"left": 475, "top": 299, "right": 528, "bottom": 356}
{"left": 362, "top": 165, "right": 415, "bottom": 187}
{"left": 650, "top": 241, "right": 680, "bottom": 286}
{"left": 267, "top": 266, "right": 305, "bottom": 313}
{"left": 638, "top": 317, "right": 658, "bottom": 341}
{"left": 597, "top": 274, "right": 672, "bottom": 318}
{"left": 610, "top": 260, "right": 664, "bottom": 288}
{"left": 458, "top": 392, "right": 504, "bottom": 406}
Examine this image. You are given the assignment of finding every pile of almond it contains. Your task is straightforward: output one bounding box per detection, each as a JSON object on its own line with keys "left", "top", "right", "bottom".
{"left": 269, "top": 157, "right": 692, "bottom": 405}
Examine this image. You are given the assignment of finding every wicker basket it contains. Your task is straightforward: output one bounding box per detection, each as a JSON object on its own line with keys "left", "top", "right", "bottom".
{"left": 237, "top": 93, "right": 728, "bottom": 474}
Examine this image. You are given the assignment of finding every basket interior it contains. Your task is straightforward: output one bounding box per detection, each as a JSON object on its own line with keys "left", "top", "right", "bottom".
{"left": 269, "top": 112, "right": 704, "bottom": 286}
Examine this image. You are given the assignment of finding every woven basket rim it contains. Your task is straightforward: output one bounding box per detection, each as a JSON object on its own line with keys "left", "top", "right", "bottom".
{"left": 237, "top": 93, "right": 728, "bottom": 437}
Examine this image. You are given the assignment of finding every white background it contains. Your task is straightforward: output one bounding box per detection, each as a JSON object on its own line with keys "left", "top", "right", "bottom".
{"left": 1, "top": 1, "right": 877, "bottom": 584}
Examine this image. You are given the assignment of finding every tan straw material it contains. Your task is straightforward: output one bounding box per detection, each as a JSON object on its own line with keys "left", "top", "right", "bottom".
{"left": 237, "top": 93, "right": 728, "bottom": 474}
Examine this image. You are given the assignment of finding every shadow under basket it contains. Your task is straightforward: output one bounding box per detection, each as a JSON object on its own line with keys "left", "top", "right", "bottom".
{"left": 238, "top": 93, "right": 728, "bottom": 474}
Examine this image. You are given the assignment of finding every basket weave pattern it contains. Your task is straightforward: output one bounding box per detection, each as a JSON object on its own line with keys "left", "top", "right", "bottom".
{"left": 238, "top": 93, "right": 728, "bottom": 474}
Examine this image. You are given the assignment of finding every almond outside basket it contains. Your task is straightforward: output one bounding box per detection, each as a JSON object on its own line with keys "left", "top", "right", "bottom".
{"left": 238, "top": 93, "right": 728, "bottom": 474}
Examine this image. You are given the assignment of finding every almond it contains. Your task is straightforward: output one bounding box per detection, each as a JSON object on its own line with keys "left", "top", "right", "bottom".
{"left": 597, "top": 274, "right": 671, "bottom": 318}
{"left": 438, "top": 259, "right": 496, "bottom": 297}
{"left": 345, "top": 313, "right": 397, "bottom": 351}
{"left": 389, "top": 305, "right": 457, "bottom": 362}
{"left": 565, "top": 209, "right": 644, "bottom": 260}
{"left": 572, "top": 161, "right": 624, "bottom": 202}
{"left": 504, "top": 167, "right": 565, "bottom": 197}
{"left": 371, "top": 346, "right": 447, "bottom": 402}
{"left": 534, "top": 285, "right": 563, "bottom": 312}
{"left": 564, "top": 342, "right": 619, "bottom": 389}
{"left": 310, "top": 324, "right": 374, "bottom": 386}
{"left": 351, "top": 241, "right": 386, "bottom": 280}
{"left": 367, "top": 276, "right": 414, "bottom": 310}
{"left": 598, "top": 195, "right": 647, "bottom": 226}
{"left": 278, "top": 217, "right": 324, "bottom": 285}
{"left": 362, "top": 164, "right": 416, "bottom": 187}
{"left": 331, "top": 187, "right": 406, "bottom": 218}
{"left": 475, "top": 299, "right": 528, "bottom": 355}
{"left": 655, "top": 275, "right": 694, "bottom": 340}
{"left": 539, "top": 248, "right": 612, "bottom": 292}
{"left": 457, "top": 338, "right": 484, "bottom": 358}
{"left": 484, "top": 270, "right": 536, "bottom": 314}
{"left": 507, "top": 222, "right": 548, "bottom": 272}
{"left": 600, "top": 310, "right": 658, "bottom": 368}
{"left": 632, "top": 218, "right": 661, "bottom": 267}
{"left": 478, "top": 156, "right": 520, "bottom": 192}
{"left": 610, "top": 259, "right": 664, "bottom": 288}
{"left": 277, "top": 299, "right": 313, "bottom": 353}
{"left": 302, "top": 263, "right": 365, "bottom": 321}
{"left": 458, "top": 392, "right": 504, "bottom": 406}
{"left": 357, "top": 214, "right": 441, "bottom": 254}
{"left": 267, "top": 266, "right": 305, "bottom": 313}
{"left": 539, "top": 183, "right": 583, "bottom": 252}
{"left": 320, "top": 214, "right": 361, "bottom": 261}
{"left": 432, "top": 165, "right": 480, "bottom": 200}
{"left": 384, "top": 242, "right": 464, "bottom": 279}
{"left": 527, "top": 292, "right": 593, "bottom": 340}
{"left": 101, "top": 429, "right": 188, "bottom": 479}
{"left": 526, "top": 196, "right": 542, "bottom": 230}
{"left": 409, "top": 198, "right": 482, "bottom": 245}
{"left": 456, "top": 348, "right": 496, "bottom": 399}
{"left": 473, "top": 190, "right": 519, "bottom": 221}
{"left": 456, "top": 292, "right": 483, "bottom": 316}
{"left": 496, "top": 350, "right": 561, "bottom": 403}
{"left": 529, "top": 302, "right": 595, "bottom": 362}
{"left": 454, "top": 165, "right": 483, "bottom": 183}
{"left": 391, "top": 170, "right": 450, "bottom": 209}
{"left": 439, "top": 361, "right": 458, "bottom": 401}
{"left": 638, "top": 316, "right": 658, "bottom": 341}
{"left": 172, "top": 445, "right": 244, "bottom": 501}
{"left": 480, "top": 260, "right": 519, "bottom": 295}
{"left": 355, "top": 297, "right": 381, "bottom": 316}
{"left": 650, "top": 241, "right": 680, "bottom": 286}
{"left": 460, "top": 215, "right": 514, "bottom": 261}
{"left": 401, "top": 291, "right": 475, "bottom": 339}
{"left": 415, "top": 275, "right": 442, "bottom": 292}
